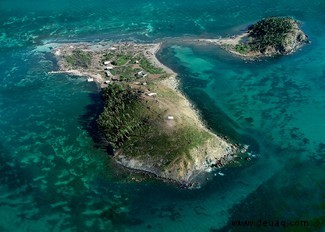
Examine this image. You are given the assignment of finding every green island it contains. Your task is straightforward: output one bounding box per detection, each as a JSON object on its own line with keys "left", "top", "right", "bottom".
{"left": 49, "top": 42, "right": 239, "bottom": 188}
{"left": 203, "top": 17, "right": 309, "bottom": 58}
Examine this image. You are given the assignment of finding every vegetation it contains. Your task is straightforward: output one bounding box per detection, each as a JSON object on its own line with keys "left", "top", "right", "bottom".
{"left": 234, "top": 44, "right": 251, "bottom": 54}
{"left": 122, "top": 124, "right": 212, "bottom": 162}
{"left": 65, "top": 50, "right": 92, "bottom": 68}
{"left": 139, "top": 56, "right": 164, "bottom": 74}
{"left": 102, "top": 52, "right": 133, "bottom": 66}
{"left": 247, "top": 17, "right": 295, "bottom": 52}
{"left": 113, "top": 65, "right": 142, "bottom": 82}
{"left": 115, "top": 53, "right": 133, "bottom": 66}
{"left": 97, "top": 81, "right": 213, "bottom": 164}
{"left": 97, "top": 83, "right": 147, "bottom": 149}
{"left": 102, "top": 53, "right": 115, "bottom": 62}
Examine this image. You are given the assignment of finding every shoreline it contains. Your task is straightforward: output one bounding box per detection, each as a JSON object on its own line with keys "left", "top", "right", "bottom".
{"left": 48, "top": 41, "right": 239, "bottom": 188}
{"left": 197, "top": 32, "right": 261, "bottom": 58}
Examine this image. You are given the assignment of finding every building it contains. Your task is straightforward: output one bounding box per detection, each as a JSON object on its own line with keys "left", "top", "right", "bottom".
{"left": 111, "top": 77, "right": 120, "bottom": 81}
{"left": 137, "top": 71, "right": 148, "bottom": 78}
{"left": 105, "top": 71, "right": 112, "bottom": 77}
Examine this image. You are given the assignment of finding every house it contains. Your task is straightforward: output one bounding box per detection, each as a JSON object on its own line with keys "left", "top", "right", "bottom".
{"left": 135, "top": 60, "right": 139, "bottom": 64}
{"left": 87, "top": 78, "right": 94, "bottom": 82}
{"left": 104, "top": 66, "right": 114, "bottom": 70}
{"left": 105, "top": 71, "right": 112, "bottom": 77}
{"left": 103, "top": 61, "right": 111, "bottom": 65}
{"left": 104, "top": 80, "right": 111, "bottom": 84}
{"left": 167, "top": 116, "right": 174, "bottom": 120}
{"left": 146, "top": 92, "right": 157, "bottom": 97}
{"left": 137, "top": 71, "right": 148, "bottom": 78}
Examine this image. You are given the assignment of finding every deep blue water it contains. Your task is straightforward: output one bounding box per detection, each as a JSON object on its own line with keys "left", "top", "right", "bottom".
{"left": 0, "top": 0, "right": 324, "bottom": 231}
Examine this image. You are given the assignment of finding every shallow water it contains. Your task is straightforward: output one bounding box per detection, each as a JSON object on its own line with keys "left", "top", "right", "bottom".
{"left": 1, "top": 0, "right": 324, "bottom": 231}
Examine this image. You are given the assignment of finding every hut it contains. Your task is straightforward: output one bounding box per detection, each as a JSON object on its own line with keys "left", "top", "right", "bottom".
{"left": 137, "top": 71, "right": 147, "bottom": 78}
{"left": 105, "top": 71, "right": 112, "bottom": 77}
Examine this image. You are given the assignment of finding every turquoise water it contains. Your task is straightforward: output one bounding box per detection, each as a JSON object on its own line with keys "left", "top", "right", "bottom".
{"left": 1, "top": 0, "right": 324, "bottom": 231}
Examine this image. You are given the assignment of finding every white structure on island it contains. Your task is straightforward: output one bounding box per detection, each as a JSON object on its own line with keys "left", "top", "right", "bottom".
{"left": 137, "top": 71, "right": 148, "bottom": 78}
{"left": 167, "top": 115, "right": 174, "bottom": 120}
{"left": 104, "top": 66, "right": 114, "bottom": 70}
{"left": 105, "top": 71, "right": 112, "bottom": 77}
{"left": 146, "top": 92, "right": 157, "bottom": 97}
{"left": 87, "top": 78, "right": 94, "bottom": 82}
{"left": 103, "top": 61, "right": 111, "bottom": 65}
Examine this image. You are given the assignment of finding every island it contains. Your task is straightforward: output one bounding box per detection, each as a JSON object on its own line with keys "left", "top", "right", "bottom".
{"left": 202, "top": 17, "right": 309, "bottom": 58}
{"left": 49, "top": 42, "right": 239, "bottom": 188}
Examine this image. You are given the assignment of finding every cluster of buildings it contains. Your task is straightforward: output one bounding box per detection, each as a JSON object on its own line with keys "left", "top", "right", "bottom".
{"left": 101, "top": 58, "right": 149, "bottom": 84}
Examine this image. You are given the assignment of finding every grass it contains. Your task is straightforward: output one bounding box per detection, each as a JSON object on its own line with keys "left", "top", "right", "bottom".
{"left": 99, "top": 80, "right": 212, "bottom": 168}
{"left": 122, "top": 119, "right": 212, "bottom": 163}
{"left": 65, "top": 50, "right": 92, "bottom": 68}
{"left": 116, "top": 54, "right": 132, "bottom": 66}
{"left": 139, "top": 56, "right": 164, "bottom": 74}
{"left": 113, "top": 65, "right": 144, "bottom": 81}
{"left": 119, "top": 83, "right": 212, "bottom": 165}
{"left": 102, "top": 52, "right": 132, "bottom": 66}
{"left": 96, "top": 44, "right": 214, "bottom": 171}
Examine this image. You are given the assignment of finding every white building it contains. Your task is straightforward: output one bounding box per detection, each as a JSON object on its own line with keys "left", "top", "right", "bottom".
{"left": 105, "top": 71, "right": 112, "bottom": 77}
{"left": 137, "top": 71, "right": 148, "bottom": 78}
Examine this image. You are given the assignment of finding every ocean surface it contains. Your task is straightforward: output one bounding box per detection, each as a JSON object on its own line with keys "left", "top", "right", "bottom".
{"left": 0, "top": 0, "right": 324, "bottom": 231}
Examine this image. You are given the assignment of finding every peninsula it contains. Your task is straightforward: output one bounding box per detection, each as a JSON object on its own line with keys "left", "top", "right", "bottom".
{"left": 202, "top": 17, "right": 308, "bottom": 58}
{"left": 50, "top": 42, "right": 238, "bottom": 188}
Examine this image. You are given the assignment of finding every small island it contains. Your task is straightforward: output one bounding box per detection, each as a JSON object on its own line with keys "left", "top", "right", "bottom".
{"left": 202, "top": 17, "right": 309, "bottom": 58}
{"left": 49, "top": 42, "right": 239, "bottom": 188}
